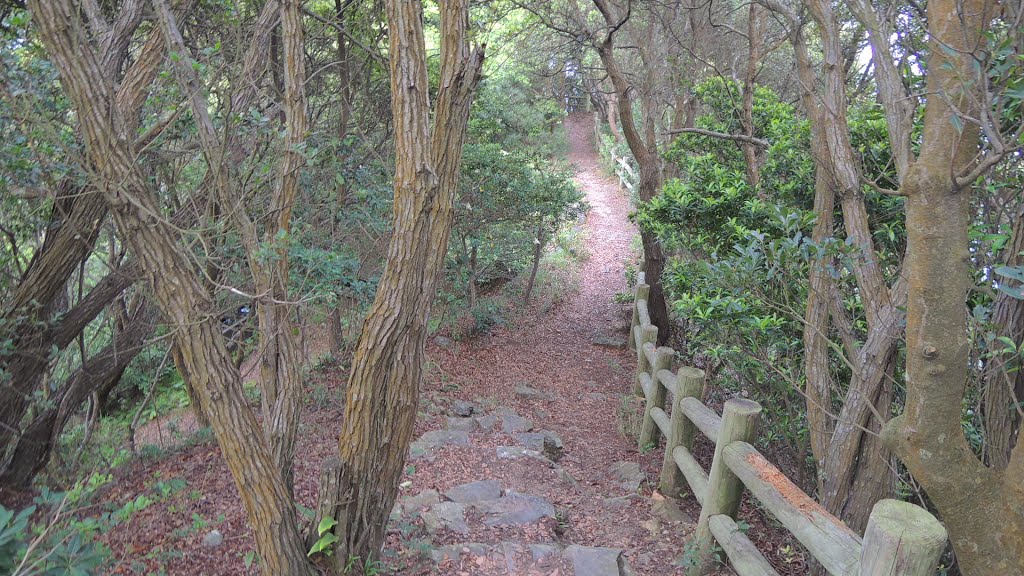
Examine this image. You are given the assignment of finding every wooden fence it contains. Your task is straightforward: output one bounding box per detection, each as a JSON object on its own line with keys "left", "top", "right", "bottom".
{"left": 593, "top": 114, "right": 637, "bottom": 193}
{"left": 629, "top": 272, "right": 949, "bottom": 576}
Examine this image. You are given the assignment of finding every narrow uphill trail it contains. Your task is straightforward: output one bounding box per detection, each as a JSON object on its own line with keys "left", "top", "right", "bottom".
{"left": 393, "top": 113, "right": 702, "bottom": 575}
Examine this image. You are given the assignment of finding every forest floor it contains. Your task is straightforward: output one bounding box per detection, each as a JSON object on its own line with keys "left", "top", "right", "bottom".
{"left": 52, "top": 114, "right": 804, "bottom": 575}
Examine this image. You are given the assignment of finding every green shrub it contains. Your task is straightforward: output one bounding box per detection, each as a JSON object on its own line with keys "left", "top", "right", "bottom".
{"left": 0, "top": 475, "right": 116, "bottom": 576}
{"left": 447, "top": 143, "right": 585, "bottom": 308}
{"left": 632, "top": 78, "right": 917, "bottom": 471}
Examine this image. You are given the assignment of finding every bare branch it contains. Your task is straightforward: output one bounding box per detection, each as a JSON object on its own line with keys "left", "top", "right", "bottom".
{"left": 848, "top": 0, "right": 915, "bottom": 183}
{"left": 662, "top": 126, "right": 770, "bottom": 147}
{"left": 302, "top": 6, "right": 387, "bottom": 66}
{"left": 860, "top": 175, "right": 906, "bottom": 197}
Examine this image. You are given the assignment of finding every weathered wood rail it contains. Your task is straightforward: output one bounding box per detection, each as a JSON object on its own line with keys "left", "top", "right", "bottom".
{"left": 629, "top": 272, "right": 949, "bottom": 576}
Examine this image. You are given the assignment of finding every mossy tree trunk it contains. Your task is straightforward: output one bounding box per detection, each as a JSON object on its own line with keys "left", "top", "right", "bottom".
{"left": 881, "top": 1, "right": 1024, "bottom": 572}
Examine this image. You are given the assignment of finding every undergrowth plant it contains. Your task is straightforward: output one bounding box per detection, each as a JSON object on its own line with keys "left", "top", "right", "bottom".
{"left": 0, "top": 471, "right": 164, "bottom": 575}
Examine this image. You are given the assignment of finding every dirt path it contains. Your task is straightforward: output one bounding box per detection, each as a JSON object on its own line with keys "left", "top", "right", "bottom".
{"left": 97, "top": 114, "right": 706, "bottom": 576}
{"left": 388, "top": 114, "right": 702, "bottom": 575}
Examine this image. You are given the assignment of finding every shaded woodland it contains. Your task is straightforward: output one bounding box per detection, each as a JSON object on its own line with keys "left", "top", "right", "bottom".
{"left": 0, "top": 0, "right": 1022, "bottom": 574}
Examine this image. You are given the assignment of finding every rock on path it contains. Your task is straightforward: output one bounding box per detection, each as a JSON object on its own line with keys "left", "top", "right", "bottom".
{"left": 431, "top": 541, "right": 636, "bottom": 576}
{"left": 476, "top": 492, "right": 556, "bottom": 526}
{"left": 445, "top": 480, "right": 503, "bottom": 503}
{"left": 408, "top": 429, "right": 471, "bottom": 460}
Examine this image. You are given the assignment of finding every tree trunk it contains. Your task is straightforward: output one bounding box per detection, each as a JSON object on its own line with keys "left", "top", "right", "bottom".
{"left": 258, "top": 0, "right": 308, "bottom": 493}
{"left": 819, "top": 339, "right": 898, "bottom": 531}
{"left": 892, "top": 176, "right": 1022, "bottom": 572}
{"left": 323, "top": 0, "right": 484, "bottom": 563}
{"left": 881, "top": 2, "right": 1024, "bottom": 572}
{"left": 605, "top": 92, "right": 622, "bottom": 143}
{"left": 788, "top": 18, "right": 838, "bottom": 490}
{"left": 469, "top": 243, "right": 479, "bottom": 308}
{"left": 153, "top": 0, "right": 308, "bottom": 490}
{"left": 592, "top": 3, "right": 670, "bottom": 344}
{"left": 172, "top": 343, "right": 210, "bottom": 428}
{"left": 0, "top": 0, "right": 186, "bottom": 456}
{"left": 766, "top": 0, "right": 902, "bottom": 534}
{"left": 29, "top": 2, "right": 314, "bottom": 573}
{"left": 0, "top": 187, "right": 104, "bottom": 456}
{"left": 1, "top": 299, "right": 158, "bottom": 487}
{"left": 801, "top": 172, "right": 836, "bottom": 480}
{"left": 328, "top": 306, "right": 345, "bottom": 354}
{"left": 639, "top": 226, "right": 669, "bottom": 341}
{"left": 741, "top": 2, "right": 763, "bottom": 189}
{"left": 0, "top": 257, "right": 139, "bottom": 461}
{"left": 982, "top": 202, "right": 1024, "bottom": 468}
{"left": 799, "top": 0, "right": 904, "bottom": 534}
{"left": 524, "top": 221, "right": 544, "bottom": 304}
{"left": 334, "top": 0, "right": 354, "bottom": 214}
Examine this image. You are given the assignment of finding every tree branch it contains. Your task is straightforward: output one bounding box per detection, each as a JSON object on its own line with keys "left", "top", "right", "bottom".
{"left": 663, "top": 127, "right": 770, "bottom": 147}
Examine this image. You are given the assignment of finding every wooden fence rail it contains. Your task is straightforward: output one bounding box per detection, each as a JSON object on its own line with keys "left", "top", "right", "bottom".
{"left": 628, "top": 272, "right": 948, "bottom": 576}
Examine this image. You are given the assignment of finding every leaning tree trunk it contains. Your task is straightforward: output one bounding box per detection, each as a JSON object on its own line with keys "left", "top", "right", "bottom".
{"left": 593, "top": 6, "right": 671, "bottom": 343}
{"left": 819, "top": 338, "right": 898, "bottom": 531}
{"left": 0, "top": 0, "right": 184, "bottom": 458}
{"left": 29, "top": 2, "right": 314, "bottom": 573}
{"left": 0, "top": 187, "right": 105, "bottom": 456}
{"left": 319, "top": 0, "right": 484, "bottom": 564}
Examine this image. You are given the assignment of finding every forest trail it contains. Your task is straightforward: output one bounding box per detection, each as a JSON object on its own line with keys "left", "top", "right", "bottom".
{"left": 99, "top": 115, "right": 708, "bottom": 575}
{"left": 387, "top": 113, "right": 704, "bottom": 575}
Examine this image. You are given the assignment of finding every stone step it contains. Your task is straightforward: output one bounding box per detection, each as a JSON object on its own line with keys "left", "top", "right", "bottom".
{"left": 396, "top": 481, "right": 558, "bottom": 538}
{"left": 431, "top": 541, "right": 635, "bottom": 576}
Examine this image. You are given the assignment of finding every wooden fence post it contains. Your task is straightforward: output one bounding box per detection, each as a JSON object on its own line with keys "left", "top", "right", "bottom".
{"left": 634, "top": 325, "right": 657, "bottom": 396}
{"left": 685, "top": 398, "right": 761, "bottom": 576}
{"left": 638, "top": 347, "right": 674, "bottom": 450}
{"left": 611, "top": 151, "right": 624, "bottom": 191}
{"left": 660, "top": 367, "right": 705, "bottom": 496}
{"left": 859, "top": 499, "right": 947, "bottom": 576}
{"left": 629, "top": 282, "right": 649, "bottom": 352}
